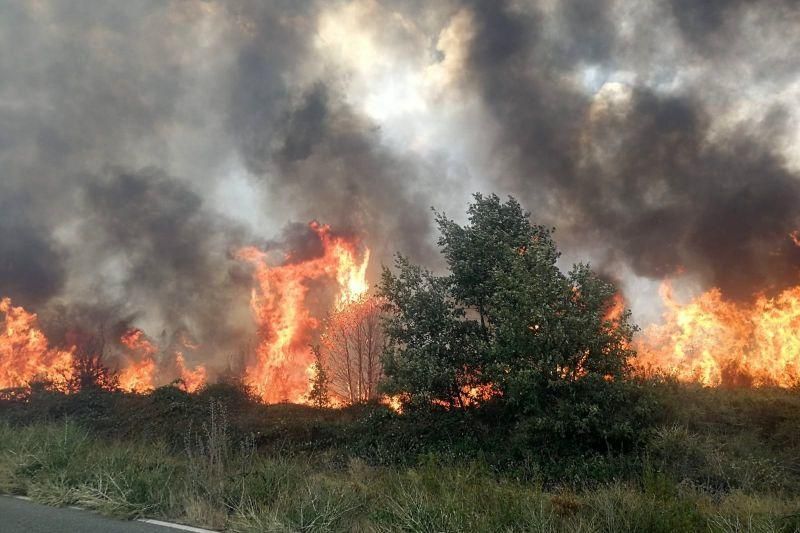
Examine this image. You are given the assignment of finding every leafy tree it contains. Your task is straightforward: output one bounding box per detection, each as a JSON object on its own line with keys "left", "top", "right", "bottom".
{"left": 435, "top": 194, "right": 554, "bottom": 334}
{"left": 379, "top": 193, "right": 648, "bottom": 450}
{"left": 379, "top": 256, "right": 484, "bottom": 408}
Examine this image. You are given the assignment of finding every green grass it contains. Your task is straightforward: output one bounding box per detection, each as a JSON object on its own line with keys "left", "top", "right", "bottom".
{"left": 2, "top": 382, "right": 800, "bottom": 531}
{"left": 1, "top": 417, "right": 799, "bottom": 532}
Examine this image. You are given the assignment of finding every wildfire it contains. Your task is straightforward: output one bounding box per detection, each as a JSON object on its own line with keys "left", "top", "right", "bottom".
{"left": 636, "top": 282, "right": 800, "bottom": 386}
{"left": 0, "top": 298, "right": 209, "bottom": 393}
{"left": 118, "top": 329, "right": 158, "bottom": 392}
{"left": 382, "top": 394, "right": 404, "bottom": 413}
{"left": 0, "top": 298, "right": 74, "bottom": 390}
{"left": 237, "top": 222, "right": 370, "bottom": 403}
{"left": 604, "top": 292, "right": 626, "bottom": 324}
{"left": 176, "top": 352, "right": 207, "bottom": 392}
{"left": 117, "top": 328, "right": 208, "bottom": 393}
{"left": 461, "top": 383, "right": 498, "bottom": 405}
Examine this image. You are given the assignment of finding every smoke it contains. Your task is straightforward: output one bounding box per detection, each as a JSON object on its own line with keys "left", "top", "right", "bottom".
{"left": 262, "top": 84, "right": 439, "bottom": 265}
{"left": 224, "top": 3, "right": 442, "bottom": 266}
{"left": 0, "top": 0, "right": 798, "bottom": 363}
{"left": 0, "top": 194, "right": 66, "bottom": 308}
{"left": 459, "top": 0, "right": 800, "bottom": 300}
{"left": 0, "top": 1, "right": 442, "bottom": 368}
{"left": 76, "top": 169, "right": 253, "bottom": 347}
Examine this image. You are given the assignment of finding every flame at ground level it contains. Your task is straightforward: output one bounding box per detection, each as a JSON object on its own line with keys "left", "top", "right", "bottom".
{"left": 237, "top": 222, "right": 370, "bottom": 403}
{"left": 635, "top": 282, "right": 800, "bottom": 387}
{"left": 117, "top": 329, "right": 208, "bottom": 393}
{"left": 118, "top": 329, "right": 158, "bottom": 392}
{"left": 176, "top": 353, "right": 207, "bottom": 393}
{"left": 0, "top": 298, "right": 73, "bottom": 390}
{"left": 0, "top": 300, "right": 207, "bottom": 393}
{"left": 7, "top": 224, "right": 800, "bottom": 398}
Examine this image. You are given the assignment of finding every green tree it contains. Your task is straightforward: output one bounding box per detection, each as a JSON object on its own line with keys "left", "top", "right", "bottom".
{"left": 435, "top": 193, "right": 555, "bottom": 335}
{"left": 379, "top": 193, "right": 648, "bottom": 450}
{"left": 379, "top": 256, "right": 484, "bottom": 408}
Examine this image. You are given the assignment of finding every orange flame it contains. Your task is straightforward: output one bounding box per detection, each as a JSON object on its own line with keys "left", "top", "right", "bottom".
{"left": 237, "top": 222, "right": 370, "bottom": 403}
{"left": 461, "top": 382, "right": 498, "bottom": 405}
{"left": 0, "top": 298, "right": 74, "bottom": 390}
{"left": 636, "top": 281, "right": 800, "bottom": 386}
{"left": 118, "top": 329, "right": 158, "bottom": 392}
{"left": 117, "top": 357, "right": 157, "bottom": 392}
{"left": 604, "top": 292, "right": 626, "bottom": 324}
{"left": 117, "top": 329, "right": 208, "bottom": 392}
{"left": 791, "top": 230, "right": 800, "bottom": 247}
{"left": 176, "top": 352, "right": 207, "bottom": 392}
{"left": 382, "top": 394, "right": 404, "bottom": 413}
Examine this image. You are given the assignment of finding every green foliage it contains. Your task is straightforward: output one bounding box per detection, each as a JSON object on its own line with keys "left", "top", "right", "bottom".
{"left": 379, "top": 256, "right": 484, "bottom": 407}
{"left": 435, "top": 194, "right": 553, "bottom": 331}
{"left": 380, "top": 193, "right": 648, "bottom": 450}
{"left": 2, "top": 383, "right": 800, "bottom": 530}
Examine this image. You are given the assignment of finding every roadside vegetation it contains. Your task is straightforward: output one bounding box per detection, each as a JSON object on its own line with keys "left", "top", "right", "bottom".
{"left": 1, "top": 384, "right": 800, "bottom": 531}
{"left": 2, "top": 194, "right": 800, "bottom": 531}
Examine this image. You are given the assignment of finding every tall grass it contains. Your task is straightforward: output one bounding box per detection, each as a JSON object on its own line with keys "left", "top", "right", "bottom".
{"left": 2, "top": 416, "right": 799, "bottom": 532}
{"left": 0, "top": 420, "right": 179, "bottom": 518}
{"left": 2, "top": 384, "right": 800, "bottom": 531}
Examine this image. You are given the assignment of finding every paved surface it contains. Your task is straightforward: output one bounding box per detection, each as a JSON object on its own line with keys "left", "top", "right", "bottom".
{"left": 0, "top": 497, "right": 191, "bottom": 533}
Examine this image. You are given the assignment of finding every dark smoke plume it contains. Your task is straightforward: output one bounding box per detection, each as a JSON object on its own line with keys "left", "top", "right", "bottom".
{"left": 461, "top": 0, "right": 800, "bottom": 300}
{"left": 0, "top": 195, "right": 66, "bottom": 308}
{"left": 78, "top": 168, "right": 253, "bottom": 347}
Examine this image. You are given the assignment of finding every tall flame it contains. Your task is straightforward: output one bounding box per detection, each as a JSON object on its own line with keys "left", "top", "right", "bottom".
{"left": 0, "top": 298, "right": 74, "bottom": 390}
{"left": 636, "top": 282, "right": 800, "bottom": 386}
{"left": 237, "top": 222, "right": 370, "bottom": 403}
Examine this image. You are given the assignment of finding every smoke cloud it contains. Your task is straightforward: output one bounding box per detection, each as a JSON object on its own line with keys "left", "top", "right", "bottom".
{"left": 460, "top": 0, "right": 800, "bottom": 300}
{"left": 0, "top": 0, "right": 798, "bottom": 358}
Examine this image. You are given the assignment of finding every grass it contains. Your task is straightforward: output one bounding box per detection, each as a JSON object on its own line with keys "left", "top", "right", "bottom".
{"left": 1, "top": 415, "right": 799, "bottom": 531}
{"left": 1, "top": 382, "right": 800, "bottom": 531}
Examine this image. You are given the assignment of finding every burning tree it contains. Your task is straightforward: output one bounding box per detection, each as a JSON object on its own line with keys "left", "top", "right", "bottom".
{"left": 236, "top": 222, "right": 370, "bottom": 403}
{"left": 308, "top": 345, "right": 331, "bottom": 408}
{"left": 66, "top": 328, "right": 118, "bottom": 392}
{"left": 319, "top": 295, "right": 385, "bottom": 405}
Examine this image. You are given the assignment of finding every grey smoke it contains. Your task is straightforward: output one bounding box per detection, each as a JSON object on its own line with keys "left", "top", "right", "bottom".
{"left": 0, "top": 194, "right": 66, "bottom": 308}
{"left": 0, "top": 0, "right": 798, "bottom": 369}
{"left": 461, "top": 0, "right": 800, "bottom": 300}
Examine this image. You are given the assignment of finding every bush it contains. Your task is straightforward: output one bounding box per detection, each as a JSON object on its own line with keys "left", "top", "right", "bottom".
{"left": 380, "top": 194, "right": 651, "bottom": 452}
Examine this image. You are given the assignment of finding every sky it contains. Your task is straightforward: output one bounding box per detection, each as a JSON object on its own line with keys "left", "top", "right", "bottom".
{"left": 1, "top": 0, "right": 799, "bottom": 339}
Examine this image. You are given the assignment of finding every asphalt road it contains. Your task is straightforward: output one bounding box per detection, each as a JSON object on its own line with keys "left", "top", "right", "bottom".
{"left": 0, "top": 497, "right": 203, "bottom": 533}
